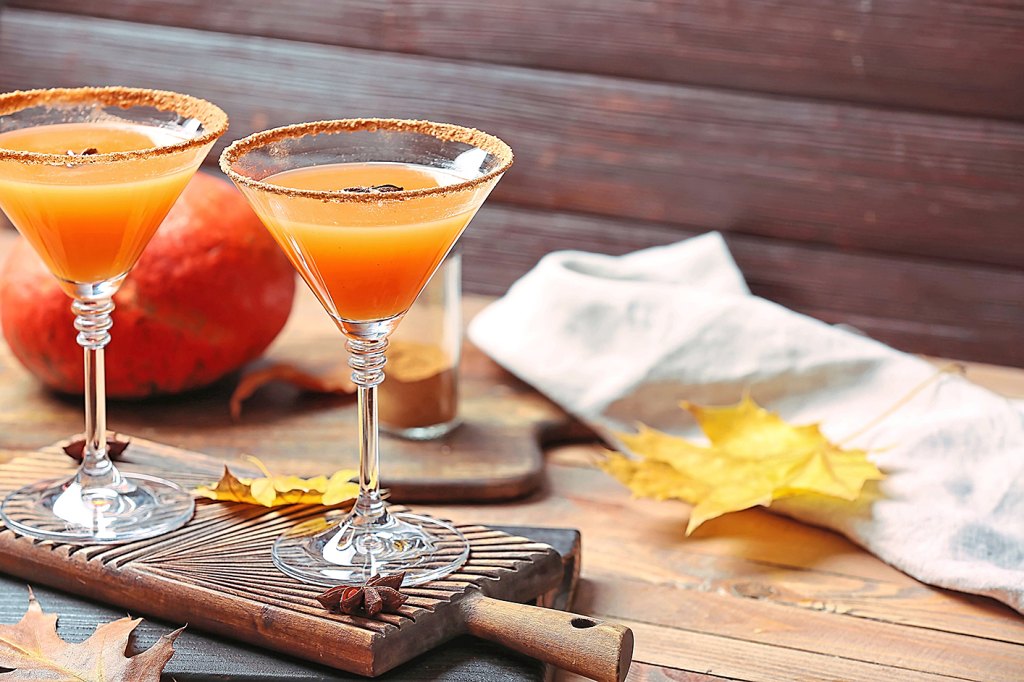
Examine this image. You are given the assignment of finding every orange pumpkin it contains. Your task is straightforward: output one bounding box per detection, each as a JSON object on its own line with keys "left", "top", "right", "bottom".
{"left": 0, "top": 172, "right": 296, "bottom": 397}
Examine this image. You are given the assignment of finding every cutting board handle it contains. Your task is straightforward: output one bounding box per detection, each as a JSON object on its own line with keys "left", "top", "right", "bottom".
{"left": 459, "top": 592, "right": 633, "bottom": 682}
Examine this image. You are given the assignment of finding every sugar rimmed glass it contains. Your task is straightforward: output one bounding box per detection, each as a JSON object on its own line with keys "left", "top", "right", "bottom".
{"left": 220, "top": 119, "right": 512, "bottom": 586}
{"left": 0, "top": 87, "right": 228, "bottom": 544}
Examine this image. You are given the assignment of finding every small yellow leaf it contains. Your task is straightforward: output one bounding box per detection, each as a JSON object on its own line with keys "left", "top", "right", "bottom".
{"left": 195, "top": 456, "right": 359, "bottom": 508}
{"left": 602, "top": 395, "right": 884, "bottom": 534}
{"left": 324, "top": 470, "right": 362, "bottom": 506}
{"left": 249, "top": 476, "right": 278, "bottom": 507}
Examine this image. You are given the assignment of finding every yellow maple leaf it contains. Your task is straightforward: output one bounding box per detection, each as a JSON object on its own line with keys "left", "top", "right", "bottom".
{"left": 602, "top": 395, "right": 884, "bottom": 534}
{"left": 195, "top": 455, "right": 360, "bottom": 507}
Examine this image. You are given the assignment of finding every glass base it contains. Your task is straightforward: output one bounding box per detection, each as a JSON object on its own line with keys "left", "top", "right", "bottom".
{"left": 0, "top": 473, "right": 195, "bottom": 545}
{"left": 272, "top": 509, "right": 470, "bottom": 586}
{"left": 382, "top": 417, "right": 462, "bottom": 441}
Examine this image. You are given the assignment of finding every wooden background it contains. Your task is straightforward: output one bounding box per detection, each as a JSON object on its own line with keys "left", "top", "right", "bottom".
{"left": 0, "top": 1, "right": 1021, "bottom": 366}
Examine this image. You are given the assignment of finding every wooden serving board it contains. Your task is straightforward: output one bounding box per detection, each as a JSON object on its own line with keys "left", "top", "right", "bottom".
{"left": 0, "top": 255, "right": 583, "bottom": 502}
{"left": 0, "top": 440, "right": 631, "bottom": 681}
{"left": 0, "top": 525, "right": 582, "bottom": 681}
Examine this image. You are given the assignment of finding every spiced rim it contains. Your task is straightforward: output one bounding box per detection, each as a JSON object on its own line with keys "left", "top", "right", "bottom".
{"left": 0, "top": 87, "right": 229, "bottom": 165}
{"left": 219, "top": 118, "right": 513, "bottom": 203}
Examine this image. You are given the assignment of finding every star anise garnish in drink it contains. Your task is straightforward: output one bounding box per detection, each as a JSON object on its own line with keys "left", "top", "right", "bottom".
{"left": 341, "top": 184, "right": 404, "bottom": 193}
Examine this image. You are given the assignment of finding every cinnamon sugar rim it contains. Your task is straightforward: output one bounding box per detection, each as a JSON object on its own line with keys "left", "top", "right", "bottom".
{"left": 219, "top": 118, "right": 513, "bottom": 202}
{"left": 0, "top": 87, "right": 228, "bottom": 165}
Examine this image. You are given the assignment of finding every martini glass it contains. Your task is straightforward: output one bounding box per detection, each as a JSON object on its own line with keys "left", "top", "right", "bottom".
{"left": 0, "top": 87, "right": 228, "bottom": 544}
{"left": 220, "top": 119, "right": 512, "bottom": 586}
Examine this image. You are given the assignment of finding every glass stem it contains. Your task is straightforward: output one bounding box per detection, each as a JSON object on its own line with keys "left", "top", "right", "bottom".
{"left": 72, "top": 297, "right": 120, "bottom": 489}
{"left": 347, "top": 337, "right": 388, "bottom": 524}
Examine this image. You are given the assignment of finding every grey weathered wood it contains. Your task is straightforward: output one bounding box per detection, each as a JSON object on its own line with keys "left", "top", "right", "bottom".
{"left": 8, "top": 0, "right": 1024, "bottom": 120}
{"left": 0, "top": 9, "right": 1021, "bottom": 272}
{"left": 0, "top": 525, "right": 580, "bottom": 681}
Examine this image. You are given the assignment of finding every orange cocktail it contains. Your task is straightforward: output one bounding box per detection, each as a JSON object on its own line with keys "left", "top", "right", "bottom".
{"left": 0, "top": 87, "right": 227, "bottom": 546}
{"left": 0, "top": 122, "right": 195, "bottom": 284}
{"left": 256, "top": 163, "right": 475, "bottom": 322}
{"left": 221, "top": 119, "right": 512, "bottom": 586}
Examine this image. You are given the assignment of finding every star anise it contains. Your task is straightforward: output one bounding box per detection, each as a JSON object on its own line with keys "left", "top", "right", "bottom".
{"left": 341, "top": 184, "right": 404, "bottom": 193}
{"left": 63, "top": 435, "right": 131, "bottom": 462}
{"left": 316, "top": 572, "right": 409, "bottom": 617}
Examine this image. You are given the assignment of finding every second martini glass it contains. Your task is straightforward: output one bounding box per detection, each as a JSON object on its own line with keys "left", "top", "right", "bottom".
{"left": 221, "top": 119, "right": 512, "bottom": 585}
{"left": 0, "top": 87, "right": 228, "bottom": 543}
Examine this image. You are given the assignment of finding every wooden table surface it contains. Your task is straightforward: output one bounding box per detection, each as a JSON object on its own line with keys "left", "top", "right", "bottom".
{"left": 0, "top": 230, "right": 1022, "bottom": 681}
{"left": 433, "top": 362, "right": 1024, "bottom": 682}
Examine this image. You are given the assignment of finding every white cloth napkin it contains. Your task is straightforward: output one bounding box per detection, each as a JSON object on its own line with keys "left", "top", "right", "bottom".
{"left": 469, "top": 232, "right": 1024, "bottom": 614}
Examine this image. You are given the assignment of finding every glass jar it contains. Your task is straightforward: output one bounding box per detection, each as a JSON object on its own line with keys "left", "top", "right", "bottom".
{"left": 379, "top": 251, "right": 462, "bottom": 440}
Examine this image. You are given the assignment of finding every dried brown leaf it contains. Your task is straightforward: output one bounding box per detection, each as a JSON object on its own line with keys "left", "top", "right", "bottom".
{"left": 230, "top": 361, "right": 355, "bottom": 420}
{"left": 0, "top": 587, "right": 182, "bottom": 681}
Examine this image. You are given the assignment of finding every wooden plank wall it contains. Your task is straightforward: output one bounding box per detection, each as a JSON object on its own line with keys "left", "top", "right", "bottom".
{"left": 0, "top": 1, "right": 1021, "bottom": 366}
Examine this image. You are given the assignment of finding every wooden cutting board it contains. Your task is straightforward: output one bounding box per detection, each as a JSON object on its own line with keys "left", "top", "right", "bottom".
{"left": 0, "top": 270, "right": 588, "bottom": 503}
{"left": 0, "top": 439, "right": 632, "bottom": 681}
{"left": 0, "top": 524, "right": 582, "bottom": 681}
